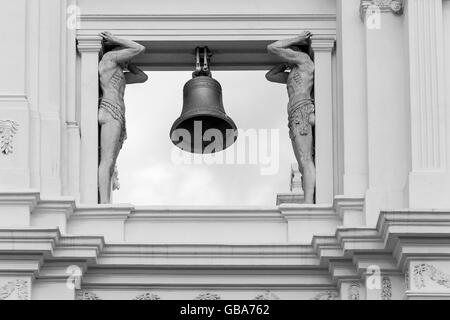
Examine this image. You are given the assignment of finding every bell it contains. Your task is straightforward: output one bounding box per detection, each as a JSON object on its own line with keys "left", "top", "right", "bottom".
{"left": 170, "top": 48, "right": 238, "bottom": 154}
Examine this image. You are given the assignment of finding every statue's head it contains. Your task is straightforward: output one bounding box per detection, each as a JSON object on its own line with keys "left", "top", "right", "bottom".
{"left": 291, "top": 44, "right": 313, "bottom": 60}
{"left": 100, "top": 42, "right": 130, "bottom": 69}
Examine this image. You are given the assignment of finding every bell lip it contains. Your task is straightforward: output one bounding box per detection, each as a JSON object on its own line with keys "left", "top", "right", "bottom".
{"left": 169, "top": 112, "right": 238, "bottom": 154}
{"left": 170, "top": 112, "right": 238, "bottom": 136}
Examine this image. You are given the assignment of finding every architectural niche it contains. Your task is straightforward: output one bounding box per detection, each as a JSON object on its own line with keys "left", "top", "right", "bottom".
{"left": 413, "top": 264, "right": 450, "bottom": 290}
{"left": 194, "top": 293, "right": 221, "bottom": 300}
{"left": 0, "top": 120, "right": 19, "bottom": 155}
{"left": 133, "top": 293, "right": 161, "bottom": 300}
{"left": 311, "top": 291, "right": 339, "bottom": 300}
{"left": 360, "top": 0, "right": 404, "bottom": 20}
{"left": 253, "top": 291, "right": 280, "bottom": 301}
{"left": 381, "top": 277, "right": 392, "bottom": 300}
{"left": 76, "top": 290, "right": 102, "bottom": 300}
{"left": 0, "top": 280, "right": 29, "bottom": 300}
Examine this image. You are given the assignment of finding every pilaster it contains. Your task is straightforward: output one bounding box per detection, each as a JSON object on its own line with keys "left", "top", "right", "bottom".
{"left": 76, "top": 36, "right": 102, "bottom": 205}
{"left": 405, "top": 0, "right": 450, "bottom": 209}
{"left": 311, "top": 36, "right": 336, "bottom": 205}
{"left": 360, "top": 0, "right": 409, "bottom": 227}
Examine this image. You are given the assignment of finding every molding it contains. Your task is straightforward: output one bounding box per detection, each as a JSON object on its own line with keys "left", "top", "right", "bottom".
{"left": 133, "top": 292, "right": 161, "bottom": 300}
{"left": 360, "top": 0, "right": 404, "bottom": 21}
{"left": 32, "top": 198, "right": 76, "bottom": 220}
{"left": 311, "top": 36, "right": 336, "bottom": 52}
{"left": 76, "top": 14, "right": 337, "bottom": 43}
{"left": 334, "top": 196, "right": 365, "bottom": 223}
{"left": 0, "top": 207, "right": 450, "bottom": 297}
{"left": 279, "top": 204, "right": 339, "bottom": 221}
{"left": 406, "top": 292, "right": 450, "bottom": 300}
{"left": 76, "top": 290, "right": 102, "bottom": 300}
{"left": 276, "top": 193, "right": 305, "bottom": 206}
{"left": 132, "top": 206, "right": 284, "bottom": 222}
{"left": 79, "top": 14, "right": 337, "bottom": 23}
{"left": 0, "top": 120, "right": 19, "bottom": 155}
{"left": 76, "top": 35, "right": 102, "bottom": 53}
{"left": 311, "top": 291, "right": 339, "bottom": 300}
{"left": 74, "top": 204, "right": 133, "bottom": 220}
{"left": 329, "top": 261, "right": 360, "bottom": 285}
{"left": 194, "top": 293, "right": 221, "bottom": 300}
{"left": 0, "top": 191, "right": 40, "bottom": 211}
{"left": 253, "top": 291, "right": 280, "bottom": 300}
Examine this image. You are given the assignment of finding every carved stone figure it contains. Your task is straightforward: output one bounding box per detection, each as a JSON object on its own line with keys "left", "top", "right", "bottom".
{"left": 266, "top": 32, "right": 316, "bottom": 204}
{"left": 98, "top": 32, "right": 148, "bottom": 204}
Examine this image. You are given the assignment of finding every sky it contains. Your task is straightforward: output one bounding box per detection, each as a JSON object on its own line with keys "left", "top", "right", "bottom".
{"left": 113, "top": 70, "right": 296, "bottom": 206}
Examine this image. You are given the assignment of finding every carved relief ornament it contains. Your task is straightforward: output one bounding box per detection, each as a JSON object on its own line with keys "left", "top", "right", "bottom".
{"left": 360, "top": 0, "right": 404, "bottom": 21}
{"left": 0, "top": 280, "right": 29, "bottom": 300}
{"left": 0, "top": 120, "right": 19, "bottom": 155}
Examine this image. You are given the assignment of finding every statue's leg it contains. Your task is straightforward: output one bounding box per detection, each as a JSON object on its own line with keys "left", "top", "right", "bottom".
{"left": 291, "top": 128, "right": 316, "bottom": 204}
{"left": 98, "top": 109, "right": 122, "bottom": 204}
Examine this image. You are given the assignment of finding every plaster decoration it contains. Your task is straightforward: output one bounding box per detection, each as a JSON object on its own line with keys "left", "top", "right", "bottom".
{"left": 381, "top": 277, "right": 392, "bottom": 300}
{"left": 76, "top": 290, "right": 102, "bottom": 300}
{"left": 405, "top": 267, "right": 410, "bottom": 290}
{"left": 348, "top": 283, "right": 360, "bottom": 300}
{"left": 133, "top": 293, "right": 161, "bottom": 300}
{"left": 253, "top": 291, "right": 280, "bottom": 301}
{"left": 311, "top": 291, "right": 339, "bottom": 300}
{"left": 413, "top": 264, "right": 450, "bottom": 290}
{"left": 0, "top": 280, "right": 29, "bottom": 300}
{"left": 360, "top": 0, "right": 404, "bottom": 20}
{"left": 194, "top": 293, "right": 221, "bottom": 300}
{"left": 0, "top": 120, "right": 19, "bottom": 155}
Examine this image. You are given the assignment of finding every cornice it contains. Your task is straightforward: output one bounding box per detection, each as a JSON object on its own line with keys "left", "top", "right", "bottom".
{"left": 0, "top": 191, "right": 40, "bottom": 209}
{"left": 79, "top": 14, "right": 336, "bottom": 23}
{"left": 1, "top": 205, "right": 450, "bottom": 288}
{"left": 76, "top": 35, "right": 102, "bottom": 53}
{"left": 311, "top": 36, "right": 336, "bottom": 51}
{"left": 132, "top": 206, "right": 283, "bottom": 222}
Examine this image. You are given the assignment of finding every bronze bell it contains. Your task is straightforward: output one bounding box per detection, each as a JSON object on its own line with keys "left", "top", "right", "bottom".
{"left": 170, "top": 47, "right": 238, "bottom": 154}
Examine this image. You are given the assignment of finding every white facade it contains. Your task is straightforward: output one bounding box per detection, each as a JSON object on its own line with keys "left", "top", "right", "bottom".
{"left": 0, "top": 0, "right": 450, "bottom": 300}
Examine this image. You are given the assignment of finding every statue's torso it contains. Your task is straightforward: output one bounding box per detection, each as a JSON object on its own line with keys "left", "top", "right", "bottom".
{"left": 99, "top": 59, "right": 126, "bottom": 107}
{"left": 287, "top": 57, "right": 314, "bottom": 109}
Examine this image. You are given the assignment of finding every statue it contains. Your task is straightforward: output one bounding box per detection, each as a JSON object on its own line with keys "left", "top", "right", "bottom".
{"left": 98, "top": 32, "right": 148, "bottom": 204}
{"left": 266, "top": 31, "right": 316, "bottom": 204}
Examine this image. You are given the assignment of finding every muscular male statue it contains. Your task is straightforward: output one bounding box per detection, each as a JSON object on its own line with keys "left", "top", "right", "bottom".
{"left": 266, "top": 31, "right": 316, "bottom": 204}
{"left": 98, "top": 32, "right": 148, "bottom": 204}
